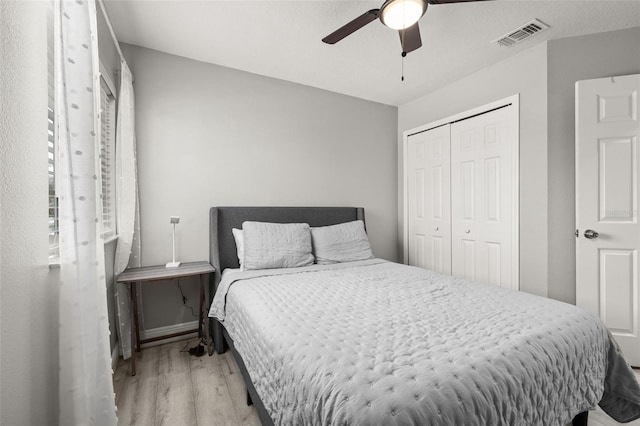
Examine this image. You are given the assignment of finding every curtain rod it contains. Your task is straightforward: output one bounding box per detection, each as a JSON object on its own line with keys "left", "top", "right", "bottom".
{"left": 97, "top": 0, "right": 125, "bottom": 64}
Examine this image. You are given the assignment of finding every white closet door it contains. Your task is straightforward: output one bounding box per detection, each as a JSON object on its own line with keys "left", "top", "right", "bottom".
{"left": 407, "top": 125, "right": 451, "bottom": 274}
{"left": 451, "top": 106, "right": 516, "bottom": 289}
{"left": 576, "top": 74, "right": 640, "bottom": 366}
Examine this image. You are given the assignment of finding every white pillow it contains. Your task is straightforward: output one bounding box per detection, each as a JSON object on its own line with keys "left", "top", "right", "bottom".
{"left": 242, "top": 221, "right": 315, "bottom": 270}
{"left": 311, "top": 220, "right": 374, "bottom": 265}
{"left": 232, "top": 228, "right": 245, "bottom": 270}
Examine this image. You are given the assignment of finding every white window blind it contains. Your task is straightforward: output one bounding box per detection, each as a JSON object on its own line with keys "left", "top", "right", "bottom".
{"left": 48, "top": 2, "right": 59, "bottom": 262}
{"left": 100, "top": 77, "right": 116, "bottom": 239}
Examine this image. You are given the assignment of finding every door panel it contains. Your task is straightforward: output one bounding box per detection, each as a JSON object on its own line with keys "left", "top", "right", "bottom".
{"left": 599, "top": 91, "right": 637, "bottom": 122}
{"left": 598, "top": 137, "right": 636, "bottom": 222}
{"left": 599, "top": 249, "right": 636, "bottom": 334}
{"left": 432, "top": 166, "right": 443, "bottom": 219}
{"left": 415, "top": 168, "right": 425, "bottom": 219}
{"left": 462, "top": 239, "right": 476, "bottom": 280}
{"left": 407, "top": 126, "right": 451, "bottom": 274}
{"left": 576, "top": 73, "right": 640, "bottom": 366}
{"left": 415, "top": 234, "right": 426, "bottom": 269}
{"left": 451, "top": 106, "right": 516, "bottom": 289}
{"left": 485, "top": 157, "right": 500, "bottom": 222}
{"left": 486, "top": 242, "right": 501, "bottom": 286}
{"left": 461, "top": 161, "right": 475, "bottom": 220}
{"left": 431, "top": 236, "right": 444, "bottom": 272}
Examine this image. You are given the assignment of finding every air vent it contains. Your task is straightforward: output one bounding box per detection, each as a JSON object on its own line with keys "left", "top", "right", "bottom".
{"left": 494, "top": 19, "right": 549, "bottom": 47}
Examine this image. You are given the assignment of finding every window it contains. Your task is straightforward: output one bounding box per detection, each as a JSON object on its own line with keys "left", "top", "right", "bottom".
{"left": 48, "top": 5, "right": 117, "bottom": 262}
{"left": 100, "top": 76, "right": 117, "bottom": 240}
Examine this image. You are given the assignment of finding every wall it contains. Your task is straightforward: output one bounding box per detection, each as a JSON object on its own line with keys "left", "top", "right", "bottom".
{"left": 398, "top": 43, "right": 549, "bottom": 297}
{"left": 120, "top": 44, "right": 398, "bottom": 330}
{"left": 0, "top": 1, "right": 59, "bottom": 424}
{"left": 547, "top": 27, "right": 640, "bottom": 304}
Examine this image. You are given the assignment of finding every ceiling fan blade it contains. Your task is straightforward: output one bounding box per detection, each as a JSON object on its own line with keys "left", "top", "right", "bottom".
{"left": 428, "top": 0, "right": 490, "bottom": 4}
{"left": 322, "top": 9, "right": 380, "bottom": 44}
{"left": 399, "top": 23, "right": 422, "bottom": 54}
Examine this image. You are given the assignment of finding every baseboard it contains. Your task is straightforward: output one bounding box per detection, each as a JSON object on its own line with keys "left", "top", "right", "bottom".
{"left": 140, "top": 320, "right": 199, "bottom": 349}
{"left": 111, "top": 344, "right": 120, "bottom": 371}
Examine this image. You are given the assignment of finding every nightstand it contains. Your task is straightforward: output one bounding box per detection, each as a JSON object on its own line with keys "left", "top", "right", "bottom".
{"left": 117, "top": 261, "right": 215, "bottom": 375}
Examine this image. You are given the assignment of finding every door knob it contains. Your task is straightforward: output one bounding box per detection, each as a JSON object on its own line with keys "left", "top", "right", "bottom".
{"left": 465, "top": 229, "right": 471, "bottom": 234}
{"left": 434, "top": 226, "right": 439, "bottom": 231}
{"left": 584, "top": 229, "right": 599, "bottom": 239}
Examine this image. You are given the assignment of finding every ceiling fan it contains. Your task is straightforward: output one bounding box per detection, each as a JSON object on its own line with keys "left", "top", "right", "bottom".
{"left": 322, "top": 0, "right": 488, "bottom": 56}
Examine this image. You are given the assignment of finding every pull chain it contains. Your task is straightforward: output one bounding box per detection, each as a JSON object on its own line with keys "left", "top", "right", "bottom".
{"left": 401, "top": 51, "right": 406, "bottom": 82}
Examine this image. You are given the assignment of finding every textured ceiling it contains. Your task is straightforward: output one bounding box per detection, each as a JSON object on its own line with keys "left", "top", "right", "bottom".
{"left": 103, "top": 0, "right": 640, "bottom": 106}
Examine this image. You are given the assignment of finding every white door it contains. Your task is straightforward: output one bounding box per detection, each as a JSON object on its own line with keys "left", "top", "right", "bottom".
{"left": 576, "top": 74, "right": 640, "bottom": 366}
{"left": 407, "top": 125, "right": 451, "bottom": 274}
{"left": 451, "top": 105, "right": 517, "bottom": 290}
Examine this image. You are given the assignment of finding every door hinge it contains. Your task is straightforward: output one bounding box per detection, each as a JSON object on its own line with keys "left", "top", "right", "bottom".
{"left": 575, "top": 229, "right": 579, "bottom": 238}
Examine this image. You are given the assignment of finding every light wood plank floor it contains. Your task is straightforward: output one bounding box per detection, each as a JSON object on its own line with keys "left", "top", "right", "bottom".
{"left": 114, "top": 341, "right": 640, "bottom": 426}
{"left": 114, "top": 341, "right": 260, "bottom": 426}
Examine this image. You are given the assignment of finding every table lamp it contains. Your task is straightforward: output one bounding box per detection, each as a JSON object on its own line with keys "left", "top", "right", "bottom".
{"left": 166, "top": 216, "right": 181, "bottom": 268}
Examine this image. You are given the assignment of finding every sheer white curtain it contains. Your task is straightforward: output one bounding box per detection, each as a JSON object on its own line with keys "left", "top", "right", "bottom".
{"left": 55, "top": 0, "right": 117, "bottom": 424}
{"left": 114, "top": 61, "right": 141, "bottom": 360}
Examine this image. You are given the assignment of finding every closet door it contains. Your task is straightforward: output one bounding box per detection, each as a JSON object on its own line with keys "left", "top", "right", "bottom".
{"left": 407, "top": 125, "right": 451, "bottom": 274}
{"left": 451, "top": 106, "right": 516, "bottom": 289}
{"left": 576, "top": 74, "right": 640, "bottom": 366}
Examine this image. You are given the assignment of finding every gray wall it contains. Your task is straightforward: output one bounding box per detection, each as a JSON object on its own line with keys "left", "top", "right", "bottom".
{"left": 398, "top": 43, "right": 549, "bottom": 297}
{"left": 547, "top": 27, "right": 640, "bottom": 304}
{"left": 121, "top": 44, "right": 398, "bottom": 330}
{"left": 0, "top": 1, "right": 59, "bottom": 423}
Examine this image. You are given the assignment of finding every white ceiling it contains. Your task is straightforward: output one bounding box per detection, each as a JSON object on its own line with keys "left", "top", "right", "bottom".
{"left": 103, "top": 0, "right": 640, "bottom": 106}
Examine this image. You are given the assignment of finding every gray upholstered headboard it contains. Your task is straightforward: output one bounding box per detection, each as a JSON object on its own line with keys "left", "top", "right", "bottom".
{"left": 208, "top": 206, "right": 365, "bottom": 352}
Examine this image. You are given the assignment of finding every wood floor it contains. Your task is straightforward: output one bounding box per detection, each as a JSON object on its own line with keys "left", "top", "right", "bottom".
{"left": 114, "top": 340, "right": 640, "bottom": 426}
{"left": 113, "top": 340, "right": 260, "bottom": 426}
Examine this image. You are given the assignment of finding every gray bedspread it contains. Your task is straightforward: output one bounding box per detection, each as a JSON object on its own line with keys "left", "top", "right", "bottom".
{"left": 209, "top": 260, "right": 640, "bottom": 425}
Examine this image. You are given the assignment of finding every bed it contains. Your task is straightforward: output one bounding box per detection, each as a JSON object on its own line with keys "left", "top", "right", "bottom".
{"left": 207, "top": 206, "right": 640, "bottom": 426}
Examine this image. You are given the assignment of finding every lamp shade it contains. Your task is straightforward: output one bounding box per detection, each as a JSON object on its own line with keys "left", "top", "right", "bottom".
{"left": 380, "top": 0, "right": 427, "bottom": 30}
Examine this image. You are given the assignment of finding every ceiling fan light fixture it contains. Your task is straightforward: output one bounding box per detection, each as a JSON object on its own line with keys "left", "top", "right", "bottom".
{"left": 380, "top": 0, "right": 427, "bottom": 30}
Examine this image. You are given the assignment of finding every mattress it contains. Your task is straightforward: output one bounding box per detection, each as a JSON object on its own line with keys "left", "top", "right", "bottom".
{"left": 209, "top": 259, "right": 640, "bottom": 425}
